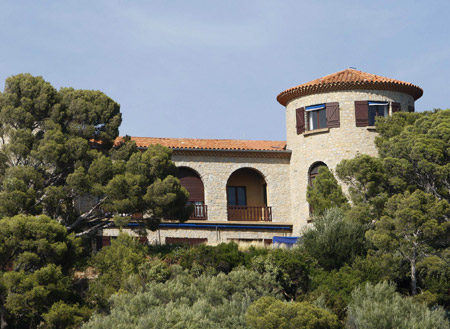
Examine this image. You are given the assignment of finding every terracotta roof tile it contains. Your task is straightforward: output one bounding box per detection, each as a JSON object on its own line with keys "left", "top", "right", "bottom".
{"left": 277, "top": 68, "right": 423, "bottom": 106}
{"left": 115, "top": 137, "right": 287, "bottom": 152}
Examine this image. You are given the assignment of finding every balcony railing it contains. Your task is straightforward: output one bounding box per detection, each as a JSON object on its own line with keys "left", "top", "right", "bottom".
{"left": 190, "top": 204, "right": 208, "bottom": 220}
{"left": 227, "top": 206, "right": 272, "bottom": 221}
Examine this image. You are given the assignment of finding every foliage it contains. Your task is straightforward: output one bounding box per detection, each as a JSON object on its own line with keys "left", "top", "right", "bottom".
{"left": 375, "top": 110, "right": 450, "bottom": 202}
{"left": 42, "top": 301, "right": 92, "bottom": 329}
{"left": 308, "top": 265, "right": 365, "bottom": 320}
{"left": 0, "top": 215, "right": 83, "bottom": 328}
{"left": 1, "top": 264, "right": 72, "bottom": 328}
{"left": 347, "top": 281, "right": 450, "bottom": 329}
{"left": 306, "top": 166, "right": 349, "bottom": 216}
{"left": 88, "top": 233, "right": 147, "bottom": 309}
{"left": 169, "top": 242, "right": 248, "bottom": 274}
{"left": 301, "top": 208, "right": 368, "bottom": 271}
{"left": 336, "top": 154, "right": 389, "bottom": 223}
{"left": 82, "top": 268, "right": 281, "bottom": 329}
{"left": 246, "top": 296, "right": 339, "bottom": 329}
{"left": 0, "top": 214, "right": 81, "bottom": 272}
{"left": 366, "top": 190, "right": 450, "bottom": 295}
{"left": 416, "top": 248, "right": 450, "bottom": 308}
{"left": 0, "top": 74, "right": 190, "bottom": 234}
{"left": 252, "top": 248, "right": 310, "bottom": 301}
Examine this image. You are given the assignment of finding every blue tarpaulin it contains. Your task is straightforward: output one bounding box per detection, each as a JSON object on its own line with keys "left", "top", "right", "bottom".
{"left": 272, "top": 236, "right": 299, "bottom": 245}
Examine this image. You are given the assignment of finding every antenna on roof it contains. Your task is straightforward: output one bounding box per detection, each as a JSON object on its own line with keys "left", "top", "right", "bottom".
{"left": 349, "top": 66, "right": 357, "bottom": 70}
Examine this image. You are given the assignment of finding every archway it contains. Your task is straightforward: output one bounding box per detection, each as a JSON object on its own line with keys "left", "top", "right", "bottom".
{"left": 226, "top": 168, "right": 271, "bottom": 221}
{"left": 308, "top": 161, "right": 328, "bottom": 186}
{"left": 177, "top": 167, "right": 207, "bottom": 219}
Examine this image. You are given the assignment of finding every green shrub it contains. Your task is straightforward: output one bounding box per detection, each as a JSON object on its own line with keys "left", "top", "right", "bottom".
{"left": 82, "top": 267, "right": 281, "bottom": 329}
{"left": 246, "top": 296, "right": 339, "bottom": 329}
{"left": 347, "top": 282, "right": 450, "bottom": 329}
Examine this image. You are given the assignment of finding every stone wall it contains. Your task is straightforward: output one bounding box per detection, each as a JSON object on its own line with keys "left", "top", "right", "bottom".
{"left": 285, "top": 89, "right": 415, "bottom": 234}
{"left": 172, "top": 154, "right": 291, "bottom": 223}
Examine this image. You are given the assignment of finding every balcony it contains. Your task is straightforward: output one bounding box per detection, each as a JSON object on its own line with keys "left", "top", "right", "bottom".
{"left": 227, "top": 206, "right": 272, "bottom": 222}
{"left": 189, "top": 204, "right": 208, "bottom": 220}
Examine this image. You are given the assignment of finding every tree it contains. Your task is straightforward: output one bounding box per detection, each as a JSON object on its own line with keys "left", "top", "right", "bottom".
{"left": 375, "top": 110, "right": 450, "bottom": 202}
{"left": 306, "top": 166, "right": 348, "bottom": 216}
{"left": 366, "top": 190, "right": 450, "bottom": 295}
{"left": 301, "top": 208, "right": 368, "bottom": 271}
{"left": 0, "top": 74, "right": 190, "bottom": 234}
{"left": 336, "top": 154, "right": 389, "bottom": 223}
{"left": 0, "top": 215, "right": 84, "bottom": 328}
{"left": 347, "top": 282, "right": 450, "bottom": 329}
{"left": 246, "top": 296, "right": 339, "bottom": 329}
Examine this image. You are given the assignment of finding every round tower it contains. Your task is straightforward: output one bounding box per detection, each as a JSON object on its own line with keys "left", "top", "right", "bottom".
{"left": 277, "top": 68, "right": 423, "bottom": 232}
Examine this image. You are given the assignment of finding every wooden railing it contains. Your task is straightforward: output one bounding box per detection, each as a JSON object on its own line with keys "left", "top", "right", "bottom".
{"left": 190, "top": 204, "right": 208, "bottom": 220}
{"left": 227, "top": 206, "right": 272, "bottom": 221}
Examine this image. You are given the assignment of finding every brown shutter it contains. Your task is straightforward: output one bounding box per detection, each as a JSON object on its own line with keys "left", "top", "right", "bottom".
{"left": 326, "top": 102, "right": 340, "bottom": 128}
{"left": 355, "top": 101, "right": 369, "bottom": 127}
{"left": 408, "top": 105, "right": 415, "bottom": 113}
{"left": 296, "top": 107, "right": 305, "bottom": 134}
{"left": 391, "top": 102, "right": 401, "bottom": 114}
{"left": 178, "top": 168, "right": 204, "bottom": 202}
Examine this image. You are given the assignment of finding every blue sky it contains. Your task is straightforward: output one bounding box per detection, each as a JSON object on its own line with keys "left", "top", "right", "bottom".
{"left": 1, "top": 1, "right": 449, "bottom": 141}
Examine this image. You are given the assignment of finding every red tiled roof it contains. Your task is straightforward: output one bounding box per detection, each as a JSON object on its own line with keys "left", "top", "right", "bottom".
{"left": 277, "top": 68, "right": 423, "bottom": 106}
{"left": 115, "top": 137, "right": 287, "bottom": 151}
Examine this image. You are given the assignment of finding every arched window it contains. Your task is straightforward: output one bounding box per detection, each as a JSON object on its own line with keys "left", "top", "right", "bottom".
{"left": 309, "top": 162, "right": 327, "bottom": 186}
{"left": 177, "top": 167, "right": 206, "bottom": 219}
{"left": 308, "top": 162, "right": 328, "bottom": 217}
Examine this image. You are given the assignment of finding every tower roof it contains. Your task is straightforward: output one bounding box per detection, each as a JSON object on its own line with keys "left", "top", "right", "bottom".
{"left": 276, "top": 68, "right": 423, "bottom": 106}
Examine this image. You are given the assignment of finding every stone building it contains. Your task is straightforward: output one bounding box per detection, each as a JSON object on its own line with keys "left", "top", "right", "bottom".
{"left": 100, "top": 68, "right": 423, "bottom": 246}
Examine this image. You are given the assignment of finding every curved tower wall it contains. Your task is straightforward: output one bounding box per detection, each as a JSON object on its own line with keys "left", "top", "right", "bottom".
{"left": 285, "top": 89, "right": 415, "bottom": 234}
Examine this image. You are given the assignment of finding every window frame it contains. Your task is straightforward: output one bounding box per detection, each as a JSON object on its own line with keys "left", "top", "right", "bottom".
{"left": 368, "top": 101, "right": 389, "bottom": 126}
{"left": 306, "top": 104, "right": 327, "bottom": 131}
{"left": 227, "top": 186, "right": 247, "bottom": 206}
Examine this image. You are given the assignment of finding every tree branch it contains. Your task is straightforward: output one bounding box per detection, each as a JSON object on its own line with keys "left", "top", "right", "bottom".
{"left": 67, "top": 196, "right": 108, "bottom": 232}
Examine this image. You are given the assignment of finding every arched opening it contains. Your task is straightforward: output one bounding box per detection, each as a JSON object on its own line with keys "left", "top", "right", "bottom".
{"left": 226, "top": 168, "right": 271, "bottom": 221}
{"left": 177, "top": 167, "right": 207, "bottom": 220}
{"left": 308, "top": 162, "right": 328, "bottom": 216}
{"left": 309, "top": 161, "right": 327, "bottom": 186}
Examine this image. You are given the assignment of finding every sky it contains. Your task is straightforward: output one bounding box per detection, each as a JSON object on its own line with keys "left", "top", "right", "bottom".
{"left": 1, "top": 0, "right": 449, "bottom": 141}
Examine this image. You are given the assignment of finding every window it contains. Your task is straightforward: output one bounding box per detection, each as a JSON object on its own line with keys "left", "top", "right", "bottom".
{"left": 306, "top": 104, "right": 327, "bottom": 130}
{"left": 368, "top": 102, "right": 388, "bottom": 126}
{"left": 296, "top": 102, "right": 339, "bottom": 134}
{"left": 227, "top": 186, "right": 246, "bottom": 206}
{"left": 355, "top": 101, "right": 399, "bottom": 127}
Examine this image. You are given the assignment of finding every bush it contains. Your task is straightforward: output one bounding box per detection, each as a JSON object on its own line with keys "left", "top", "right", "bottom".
{"left": 246, "top": 296, "right": 339, "bottom": 329}
{"left": 301, "top": 208, "right": 368, "bottom": 270}
{"left": 88, "top": 232, "right": 147, "bottom": 309}
{"left": 347, "top": 282, "right": 450, "bottom": 329}
{"left": 82, "top": 267, "right": 281, "bottom": 329}
{"left": 42, "top": 301, "right": 91, "bottom": 329}
{"left": 252, "top": 248, "right": 310, "bottom": 301}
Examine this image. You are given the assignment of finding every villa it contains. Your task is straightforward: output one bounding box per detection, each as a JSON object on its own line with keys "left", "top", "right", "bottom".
{"left": 99, "top": 68, "right": 423, "bottom": 247}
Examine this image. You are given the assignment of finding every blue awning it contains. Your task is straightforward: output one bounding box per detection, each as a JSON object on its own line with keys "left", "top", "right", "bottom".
{"left": 368, "top": 101, "right": 388, "bottom": 106}
{"left": 305, "top": 104, "right": 325, "bottom": 111}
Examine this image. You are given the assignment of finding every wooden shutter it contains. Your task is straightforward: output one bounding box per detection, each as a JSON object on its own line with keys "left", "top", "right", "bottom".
{"left": 326, "top": 102, "right": 340, "bottom": 128}
{"left": 296, "top": 107, "right": 305, "bottom": 134}
{"left": 177, "top": 168, "right": 204, "bottom": 202}
{"left": 391, "top": 102, "right": 401, "bottom": 114}
{"left": 408, "top": 105, "right": 415, "bottom": 113}
{"left": 355, "top": 101, "right": 369, "bottom": 127}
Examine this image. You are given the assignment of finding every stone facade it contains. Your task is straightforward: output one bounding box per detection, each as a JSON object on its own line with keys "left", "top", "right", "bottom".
{"left": 172, "top": 154, "right": 291, "bottom": 223}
